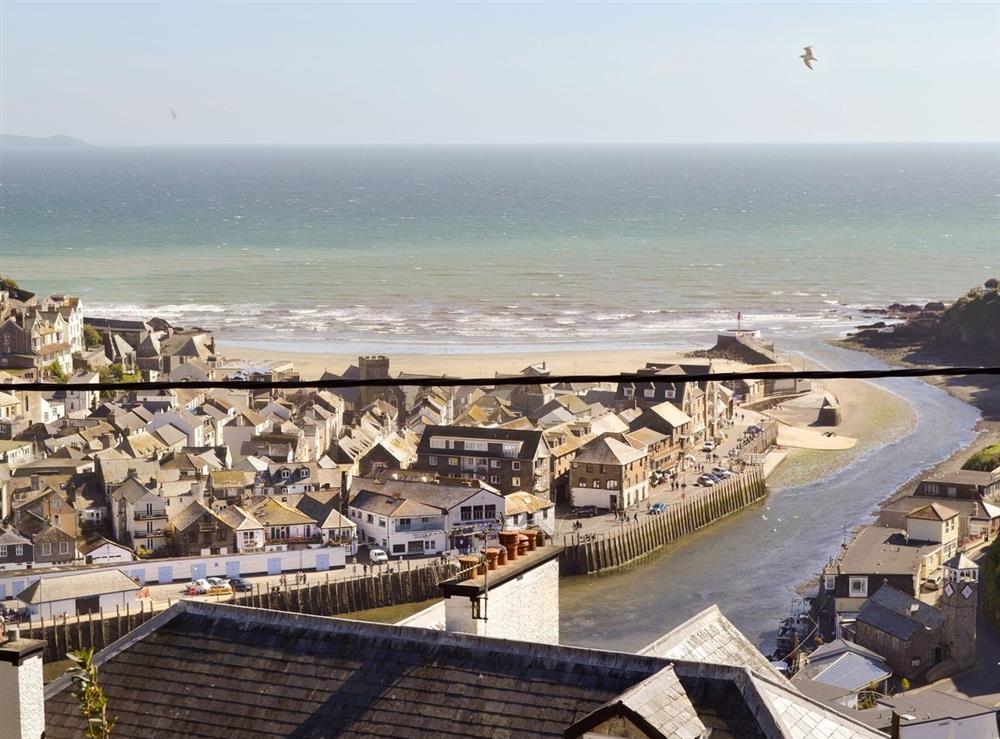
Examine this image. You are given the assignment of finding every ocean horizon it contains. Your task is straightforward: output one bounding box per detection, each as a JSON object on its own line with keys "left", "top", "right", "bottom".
{"left": 3, "top": 143, "right": 997, "bottom": 353}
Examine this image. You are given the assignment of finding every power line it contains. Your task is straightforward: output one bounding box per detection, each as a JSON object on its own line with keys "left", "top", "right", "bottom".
{"left": 12, "top": 363, "right": 1000, "bottom": 394}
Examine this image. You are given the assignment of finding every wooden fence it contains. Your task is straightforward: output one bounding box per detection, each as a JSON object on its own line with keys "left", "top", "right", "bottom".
{"left": 559, "top": 421, "right": 777, "bottom": 577}
{"left": 12, "top": 561, "right": 456, "bottom": 662}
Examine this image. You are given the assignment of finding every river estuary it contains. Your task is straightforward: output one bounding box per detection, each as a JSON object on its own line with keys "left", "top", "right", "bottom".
{"left": 558, "top": 340, "right": 982, "bottom": 654}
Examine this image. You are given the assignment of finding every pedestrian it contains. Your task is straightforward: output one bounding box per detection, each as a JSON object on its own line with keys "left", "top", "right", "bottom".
{"left": 633, "top": 511, "right": 638, "bottom": 523}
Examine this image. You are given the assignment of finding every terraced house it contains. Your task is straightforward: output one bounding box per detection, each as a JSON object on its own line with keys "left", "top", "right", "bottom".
{"left": 570, "top": 433, "right": 650, "bottom": 511}
{"left": 415, "top": 425, "right": 551, "bottom": 497}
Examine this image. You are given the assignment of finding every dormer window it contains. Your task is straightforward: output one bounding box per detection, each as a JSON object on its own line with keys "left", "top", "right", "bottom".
{"left": 624, "top": 388, "right": 634, "bottom": 398}
{"left": 298, "top": 468, "right": 309, "bottom": 479}
{"left": 281, "top": 469, "right": 291, "bottom": 479}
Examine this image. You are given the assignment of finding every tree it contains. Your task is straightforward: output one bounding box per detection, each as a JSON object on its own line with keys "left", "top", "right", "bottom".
{"left": 0, "top": 274, "right": 19, "bottom": 288}
{"left": 47, "top": 361, "right": 69, "bottom": 383}
{"left": 83, "top": 325, "right": 104, "bottom": 349}
{"left": 68, "top": 648, "right": 117, "bottom": 738}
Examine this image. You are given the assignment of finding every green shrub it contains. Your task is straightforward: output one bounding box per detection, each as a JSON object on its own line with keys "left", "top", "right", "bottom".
{"left": 963, "top": 443, "right": 1000, "bottom": 472}
{"left": 983, "top": 536, "right": 1000, "bottom": 635}
{"left": 83, "top": 325, "right": 104, "bottom": 348}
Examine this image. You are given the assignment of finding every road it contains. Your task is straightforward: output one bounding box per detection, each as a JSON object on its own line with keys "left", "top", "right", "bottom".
{"left": 555, "top": 409, "right": 768, "bottom": 539}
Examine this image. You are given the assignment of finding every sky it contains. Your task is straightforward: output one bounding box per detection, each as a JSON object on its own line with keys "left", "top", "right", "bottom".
{"left": 2, "top": 1, "right": 998, "bottom": 145}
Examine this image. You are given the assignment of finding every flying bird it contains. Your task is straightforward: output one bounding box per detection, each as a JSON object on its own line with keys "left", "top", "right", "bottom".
{"left": 800, "top": 46, "right": 817, "bottom": 70}
{"left": 169, "top": 108, "right": 178, "bottom": 120}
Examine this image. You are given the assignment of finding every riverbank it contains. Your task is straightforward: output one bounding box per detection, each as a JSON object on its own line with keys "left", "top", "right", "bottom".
{"left": 833, "top": 340, "right": 1000, "bottom": 504}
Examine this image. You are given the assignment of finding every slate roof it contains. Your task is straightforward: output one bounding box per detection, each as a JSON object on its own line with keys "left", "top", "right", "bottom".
{"left": 349, "top": 476, "right": 500, "bottom": 511}
{"left": 639, "top": 605, "right": 788, "bottom": 683}
{"left": 18, "top": 569, "right": 139, "bottom": 604}
{"left": 43, "top": 601, "right": 673, "bottom": 738}
{"left": 503, "top": 491, "right": 555, "bottom": 516}
{"left": 0, "top": 527, "right": 32, "bottom": 547}
{"left": 249, "top": 498, "right": 316, "bottom": 527}
{"left": 906, "top": 502, "right": 959, "bottom": 521}
{"left": 857, "top": 585, "right": 946, "bottom": 641}
{"left": 417, "top": 424, "right": 547, "bottom": 460}
{"left": 575, "top": 434, "right": 647, "bottom": 466}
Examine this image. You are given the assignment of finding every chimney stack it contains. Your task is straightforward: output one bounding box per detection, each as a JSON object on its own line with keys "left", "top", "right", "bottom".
{"left": 29, "top": 475, "right": 39, "bottom": 492}
{"left": 0, "top": 634, "right": 47, "bottom": 739}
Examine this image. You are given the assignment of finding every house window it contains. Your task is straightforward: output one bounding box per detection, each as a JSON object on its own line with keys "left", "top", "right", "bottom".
{"left": 42, "top": 543, "right": 52, "bottom": 556}
{"left": 428, "top": 456, "right": 438, "bottom": 465}
{"left": 490, "top": 475, "right": 500, "bottom": 484}
{"left": 643, "top": 389, "right": 655, "bottom": 398}
{"left": 512, "top": 461, "right": 521, "bottom": 471}
{"left": 849, "top": 577, "right": 868, "bottom": 597}
{"left": 59, "top": 541, "right": 70, "bottom": 555}
{"left": 607, "top": 480, "right": 619, "bottom": 489}
{"left": 910, "top": 657, "right": 921, "bottom": 668}
{"left": 484, "top": 505, "right": 496, "bottom": 520}
{"left": 512, "top": 477, "right": 521, "bottom": 487}
{"left": 624, "top": 388, "right": 634, "bottom": 398}
{"left": 578, "top": 480, "right": 587, "bottom": 488}
{"left": 429, "top": 437, "right": 446, "bottom": 449}
{"left": 448, "top": 457, "right": 459, "bottom": 466}
{"left": 473, "top": 505, "right": 484, "bottom": 519}
{"left": 490, "top": 459, "right": 500, "bottom": 468}
{"left": 392, "top": 544, "right": 405, "bottom": 554}
{"left": 0, "top": 546, "right": 6, "bottom": 558}
{"left": 367, "top": 514, "right": 374, "bottom": 523}
{"left": 379, "top": 518, "right": 386, "bottom": 527}
{"left": 665, "top": 389, "right": 676, "bottom": 399}
{"left": 281, "top": 469, "right": 291, "bottom": 479}
{"left": 397, "top": 518, "right": 411, "bottom": 531}
{"left": 824, "top": 575, "right": 836, "bottom": 591}
{"left": 465, "top": 440, "right": 488, "bottom": 452}
{"left": 460, "top": 506, "right": 473, "bottom": 521}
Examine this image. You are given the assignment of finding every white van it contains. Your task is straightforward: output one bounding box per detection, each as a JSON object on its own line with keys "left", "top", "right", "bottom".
{"left": 369, "top": 548, "right": 389, "bottom": 564}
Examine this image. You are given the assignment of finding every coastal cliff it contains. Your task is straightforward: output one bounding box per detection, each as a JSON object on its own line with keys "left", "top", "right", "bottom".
{"left": 846, "top": 279, "right": 1000, "bottom": 360}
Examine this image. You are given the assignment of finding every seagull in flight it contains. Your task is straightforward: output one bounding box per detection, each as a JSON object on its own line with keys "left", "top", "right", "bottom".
{"left": 800, "top": 46, "right": 817, "bottom": 70}
{"left": 169, "top": 108, "right": 178, "bottom": 120}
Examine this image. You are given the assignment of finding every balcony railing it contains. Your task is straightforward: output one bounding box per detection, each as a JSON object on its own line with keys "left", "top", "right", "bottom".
{"left": 134, "top": 529, "right": 168, "bottom": 538}
{"left": 265, "top": 534, "right": 322, "bottom": 545}
{"left": 134, "top": 511, "right": 167, "bottom": 521}
{"left": 396, "top": 523, "right": 445, "bottom": 533}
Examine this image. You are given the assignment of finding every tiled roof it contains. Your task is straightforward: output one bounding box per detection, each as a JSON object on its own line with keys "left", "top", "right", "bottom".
{"left": 575, "top": 434, "right": 647, "bottom": 466}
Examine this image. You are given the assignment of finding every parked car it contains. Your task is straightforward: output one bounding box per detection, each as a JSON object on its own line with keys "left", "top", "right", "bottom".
{"left": 650, "top": 502, "right": 667, "bottom": 514}
{"left": 701, "top": 441, "right": 716, "bottom": 452}
{"left": 711, "top": 467, "right": 733, "bottom": 478}
{"left": 185, "top": 581, "right": 207, "bottom": 595}
{"left": 574, "top": 505, "right": 599, "bottom": 518}
{"left": 227, "top": 577, "right": 253, "bottom": 593}
{"left": 697, "top": 476, "right": 717, "bottom": 486}
{"left": 369, "top": 548, "right": 389, "bottom": 564}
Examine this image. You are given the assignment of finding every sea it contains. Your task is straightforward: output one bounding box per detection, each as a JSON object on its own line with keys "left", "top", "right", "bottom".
{"left": 2, "top": 143, "right": 997, "bottom": 353}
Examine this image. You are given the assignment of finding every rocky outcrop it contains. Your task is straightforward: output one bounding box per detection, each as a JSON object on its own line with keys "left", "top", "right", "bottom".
{"left": 846, "top": 279, "right": 1000, "bottom": 359}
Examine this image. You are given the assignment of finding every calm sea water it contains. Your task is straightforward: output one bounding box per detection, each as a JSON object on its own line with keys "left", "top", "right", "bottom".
{"left": 2, "top": 144, "right": 997, "bottom": 351}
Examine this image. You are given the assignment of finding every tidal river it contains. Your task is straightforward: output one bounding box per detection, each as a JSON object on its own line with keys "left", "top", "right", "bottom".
{"left": 558, "top": 341, "right": 981, "bottom": 654}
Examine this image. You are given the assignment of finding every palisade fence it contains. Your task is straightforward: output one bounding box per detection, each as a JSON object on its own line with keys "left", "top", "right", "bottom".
{"left": 12, "top": 560, "right": 457, "bottom": 662}
{"left": 560, "top": 421, "right": 778, "bottom": 576}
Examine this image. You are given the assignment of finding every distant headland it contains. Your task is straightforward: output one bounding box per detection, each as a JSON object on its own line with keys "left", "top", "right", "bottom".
{"left": 1, "top": 133, "right": 93, "bottom": 149}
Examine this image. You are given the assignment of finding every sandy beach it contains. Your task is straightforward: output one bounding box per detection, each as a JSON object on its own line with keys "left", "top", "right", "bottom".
{"left": 218, "top": 343, "right": 732, "bottom": 380}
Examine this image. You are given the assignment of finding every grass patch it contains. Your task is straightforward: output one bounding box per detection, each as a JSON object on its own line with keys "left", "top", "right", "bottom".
{"left": 343, "top": 599, "right": 441, "bottom": 624}
{"left": 963, "top": 443, "right": 1000, "bottom": 472}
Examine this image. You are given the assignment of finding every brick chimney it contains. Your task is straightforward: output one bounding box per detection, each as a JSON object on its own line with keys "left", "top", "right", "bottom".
{"left": 0, "top": 632, "right": 46, "bottom": 738}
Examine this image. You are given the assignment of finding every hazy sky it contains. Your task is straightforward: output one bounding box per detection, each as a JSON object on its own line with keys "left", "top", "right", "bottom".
{"left": 2, "top": 1, "right": 998, "bottom": 145}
